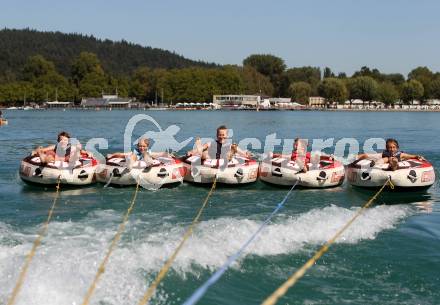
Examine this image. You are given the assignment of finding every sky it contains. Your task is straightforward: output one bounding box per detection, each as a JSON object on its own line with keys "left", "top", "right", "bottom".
{"left": 1, "top": 0, "right": 439, "bottom": 76}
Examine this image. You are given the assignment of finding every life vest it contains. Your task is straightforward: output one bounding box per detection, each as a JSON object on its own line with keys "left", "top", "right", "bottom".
{"left": 382, "top": 150, "right": 402, "bottom": 161}
{"left": 53, "top": 143, "right": 72, "bottom": 162}
{"left": 206, "top": 140, "right": 231, "bottom": 160}
{"left": 291, "top": 151, "right": 311, "bottom": 162}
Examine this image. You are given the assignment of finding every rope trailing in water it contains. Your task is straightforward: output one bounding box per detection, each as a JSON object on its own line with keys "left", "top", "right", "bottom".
{"left": 138, "top": 177, "right": 218, "bottom": 305}
{"left": 81, "top": 179, "right": 141, "bottom": 305}
{"left": 261, "top": 178, "right": 394, "bottom": 305}
{"left": 182, "top": 180, "right": 300, "bottom": 305}
{"left": 7, "top": 175, "right": 62, "bottom": 305}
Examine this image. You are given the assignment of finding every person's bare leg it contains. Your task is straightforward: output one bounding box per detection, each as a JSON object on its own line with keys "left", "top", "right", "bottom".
{"left": 39, "top": 152, "right": 54, "bottom": 164}
{"left": 195, "top": 137, "right": 203, "bottom": 155}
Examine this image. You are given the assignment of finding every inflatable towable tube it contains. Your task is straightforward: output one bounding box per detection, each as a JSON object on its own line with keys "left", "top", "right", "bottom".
{"left": 347, "top": 158, "right": 436, "bottom": 190}
{"left": 96, "top": 156, "right": 186, "bottom": 187}
{"left": 19, "top": 156, "right": 98, "bottom": 186}
{"left": 181, "top": 156, "right": 259, "bottom": 184}
{"left": 259, "top": 155, "right": 345, "bottom": 188}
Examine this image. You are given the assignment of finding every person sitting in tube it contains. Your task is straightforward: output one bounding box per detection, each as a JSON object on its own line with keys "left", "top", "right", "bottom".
{"left": 356, "top": 138, "right": 425, "bottom": 171}
{"left": 107, "top": 138, "right": 169, "bottom": 163}
{"left": 31, "top": 131, "right": 93, "bottom": 164}
{"left": 186, "top": 125, "right": 251, "bottom": 161}
{"left": 0, "top": 110, "right": 7, "bottom": 124}
{"left": 272, "top": 138, "right": 311, "bottom": 172}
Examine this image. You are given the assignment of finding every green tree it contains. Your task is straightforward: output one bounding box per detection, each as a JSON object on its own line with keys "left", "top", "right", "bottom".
{"left": 377, "top": 82, "right": 399, "bottom": 108}
{"left": 337, "top": 72, "right": 347, "bottom": 79}
{"left": 347, "top": 76, "right": 378, "bottom": 107}
{"left": 289, "top": 82, "right": 311, "bottom": 104}
{"left": 317, "top": 78, "right": 348, "bottom": 107}
{"left": 323, "top": 67, "right": 335, "bottom": 78}
{"left": 352, "top": 66, "right": 383, "bottom": 82}
{"left": 79, "top": 72, "right": 107, "bottom": 97}
{"left": 427, "top": 78, "right": 440, "bottom": 99}
{"left": 284, "top": 67, "right": 321, "bottom": 94}
{"left": 243, "top": 54, "right": 286, "bottom": 77}
{"left": 239, "top": 65, "right": 274, "bottom": 96}
{"left": 130, "top": 66, "right": 154, "bottom": 101}
{"left": 382, "top": 73, "right": 405, "bottom": 86}
{"left": 401, "top": 79, "right": 424, "bottom": 104}
{"left": 22, "top": 55, "right": 56, "bottom": 81}
{"left": 243, "top": 54, "right": 286, "bottom": 95}
{"left": 0, "top": 81, "right": 33, "bottom": 105}
{"left": 408, "top": 66, "right": 434, "bottom": 100}
{"left": 71, "top": 52, "right": 105, "bottom": 87}
{"left": 19, "top": 55, "right": 73, "bottom": 103}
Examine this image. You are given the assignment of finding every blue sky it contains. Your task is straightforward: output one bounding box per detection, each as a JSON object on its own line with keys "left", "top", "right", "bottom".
{"left": 1, "top": 0, "right": 439, "bottom": 76}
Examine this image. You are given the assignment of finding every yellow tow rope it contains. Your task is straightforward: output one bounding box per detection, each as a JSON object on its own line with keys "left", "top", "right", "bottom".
{"left": 8, "top": 176, "right": 62, "bottom": 305}
{"left": 138, "top": 177, "right": 218, "bottom": 305}
{"left": 261, "top": 178, "right": 394, "bottom": 305}
{"left": 81, "top": 180, "right": 141, "bottom": 305}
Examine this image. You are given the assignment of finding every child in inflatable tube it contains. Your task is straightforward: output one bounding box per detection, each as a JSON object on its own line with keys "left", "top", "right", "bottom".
{"left": 271, "top": 138, "right": 313, "bottom": 172}
{"left": 107, "top": 137, "right": 170, "bottom": 165}
{"left": 31, "top": 131, "right": 93, "bottom": 163}
{"left": 355, "top": 138, "right": 425, "bottom": 171}
{"left": 186, "top": 125, "right": 251, "bottom": 162}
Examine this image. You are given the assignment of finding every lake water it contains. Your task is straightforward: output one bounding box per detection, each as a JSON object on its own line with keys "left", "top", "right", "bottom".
{"left": 0, "top": 109, "right": 439, "bottom": 305}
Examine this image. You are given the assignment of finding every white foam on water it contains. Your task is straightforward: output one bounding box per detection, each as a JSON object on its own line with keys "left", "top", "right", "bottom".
{"left": 0, "top": 204, "right": 412, "bottom": 305}
{"left": 0, "top": 213, "right": 155, "bottom": 305}
{"left": 140, "top": 204, "right": 412, "bottom": 272}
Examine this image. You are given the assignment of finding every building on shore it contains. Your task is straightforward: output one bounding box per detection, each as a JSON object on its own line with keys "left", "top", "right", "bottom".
{"left": 213, "top": 95, "right": 261, "bottom": 109}
{"left": 272, "top": 98, "right": 303, "bottom": 109}
{"left": 46, "top": 101, "right": 72, "bottom": 109}
{"left": 80, "top": 95, "right": 133, "bottom": 109}
{"left": 309, "top": 96, "right": 326, "bottom": 108}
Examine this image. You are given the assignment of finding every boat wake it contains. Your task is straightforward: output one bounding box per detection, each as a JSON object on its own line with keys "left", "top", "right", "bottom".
{"left": 0, "top": 204, "right": 412, "bottom": 305}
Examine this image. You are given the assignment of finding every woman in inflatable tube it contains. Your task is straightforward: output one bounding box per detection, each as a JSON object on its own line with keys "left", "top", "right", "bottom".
{"left": 347, "top": 138, "right": 435, "bottom": 190}
{"left": 96, "top": 137, "right": 186, "bottom": 187}
{"left": 181, "top": 125, "right": 259, "bottom": 184}
{"left": 19, "top": 131, "right": 98, "bottom": 186}
{"left": 259, "top": 138, "right": 345, "bottom": 188}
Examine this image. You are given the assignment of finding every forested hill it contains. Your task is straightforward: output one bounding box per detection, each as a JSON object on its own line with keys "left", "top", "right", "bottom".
{"left": 0, "top": 28, "right": 218, "bottom": 77}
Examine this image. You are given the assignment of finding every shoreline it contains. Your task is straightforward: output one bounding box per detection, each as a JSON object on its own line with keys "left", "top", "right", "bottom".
{"left": 1, "top": 107, "right": 440, "bottom": 112}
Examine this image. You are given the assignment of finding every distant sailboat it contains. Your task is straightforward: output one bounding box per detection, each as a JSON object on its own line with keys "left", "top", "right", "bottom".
{"left": 22, "top": 92, "right": 32, "bottom": 110}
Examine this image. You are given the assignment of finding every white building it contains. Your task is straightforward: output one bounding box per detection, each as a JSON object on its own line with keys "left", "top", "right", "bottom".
{"left": 213, "top": 95, "right": 260, "bottom": 108}
{"left": 267, "top": 97, "right": 291, "bottom": 108}
{"left": 81, "top": 94, "right": 133, "bottom": 109}
{"left": 309, "top": 96, "right": 326, "bottom": 107}
{"left": 46, "top": 101, "right": 72, "bottom": 108}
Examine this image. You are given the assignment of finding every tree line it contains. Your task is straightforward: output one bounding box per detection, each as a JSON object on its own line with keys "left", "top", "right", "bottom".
{"left": 0, "top": 52, "right": 274, "bottom": 105}
{"left": 0, "top": 29, "right": 439, "bottom": 106}
{"left": 0, "top": 28, "right": 216, "bottom": 78}
{"left": 244, "top": 55, "right": 440, "bottom": 107}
